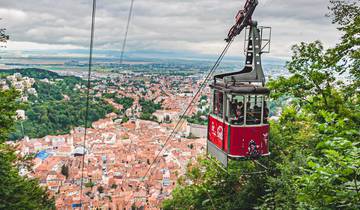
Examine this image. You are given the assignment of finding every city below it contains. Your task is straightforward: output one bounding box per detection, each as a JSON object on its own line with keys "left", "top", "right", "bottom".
{"left": 1, "top": 58, "right": 283, "bottom": 209}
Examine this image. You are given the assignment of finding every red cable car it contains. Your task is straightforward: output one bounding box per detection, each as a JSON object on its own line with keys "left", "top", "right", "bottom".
{"left": 207, "top": 0, "right": 271, "bottom": 167}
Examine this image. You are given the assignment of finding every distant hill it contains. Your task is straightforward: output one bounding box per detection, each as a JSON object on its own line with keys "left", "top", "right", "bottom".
{"left": 4, "top": 68, "right": 114, "bottom": 141}
{"left": 0, "top": 68, "right": 64, "bottom": 79}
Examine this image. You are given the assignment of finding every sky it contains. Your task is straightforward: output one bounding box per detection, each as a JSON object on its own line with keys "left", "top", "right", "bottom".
{"left": 0, "top": 0, "right": 341, "bottom": 60}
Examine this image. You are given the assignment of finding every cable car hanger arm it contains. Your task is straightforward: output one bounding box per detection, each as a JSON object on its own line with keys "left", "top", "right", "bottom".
{"left": 225, "top": 0, "right": 258, "bottom": 42}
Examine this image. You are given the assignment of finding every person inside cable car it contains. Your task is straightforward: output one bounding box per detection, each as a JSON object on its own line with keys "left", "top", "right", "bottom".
{"left": 218, "top": 93, "right": 223, "bottom": 117}
{"left": 253, "top": 104, "right": 262, "bottom": 123}
{"left": 230, "top": 101, "right": 237, "bottom": 117}
{"left": 229, "top": 97, "right": 245, "bottom": 125}
{"left": 246, "top": 101, "right": 256, "bottom": 125}
{"left": 213, "top": 91, "right": 224, "bottom": 118}
{"left": 235, "top": 102, "right": 244, "bottom": 124}
{"left": 246, "top": 97, "right": 263, "bottom": 125}
{"left": 236, "top": 102, "right": 244, "bottom": 117}
{"left": 249, "top": 140, "right": 260, "bottom": 158}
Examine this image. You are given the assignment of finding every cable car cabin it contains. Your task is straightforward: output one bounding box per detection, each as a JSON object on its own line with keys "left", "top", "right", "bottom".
{"left": 206, "top": 20, "right": 272, "bottom": 166}
{"left": 207, "top": 83, "right": 270, "bottom": 165}
{"left": 206, "top": 1, "right": 272, "bottom": 167}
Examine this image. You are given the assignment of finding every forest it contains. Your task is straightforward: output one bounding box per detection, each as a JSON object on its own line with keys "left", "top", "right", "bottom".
{"left": 5, "top": 69, "right": 114, "bottom": 140}
{"left": 103, "top": 92, "right": 134, "bottom": 111}
{"left": 0, "top": 68, "right": 65, "bottom": 79}
{"left": 162, "top": 1, "right": 359, "bottom": 209}
{"left": 1, "top": 24, "right": 56, "bottom": 210}
{"left": 0, "top": 89, "right": 55, "bottom": 209}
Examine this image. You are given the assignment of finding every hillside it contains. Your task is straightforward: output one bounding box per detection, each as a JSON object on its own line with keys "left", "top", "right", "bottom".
{"left": 0, "top": 68, "right": 114, "bottom": 140}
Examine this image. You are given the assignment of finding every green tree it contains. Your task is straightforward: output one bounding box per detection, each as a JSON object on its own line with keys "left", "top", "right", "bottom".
{"left": 162, "top": 158, "right": 267, "bottom": 210}
{"left": 0, "top": 89, "right": 21, "bottom": 143}
{"left": 187, "top": 110, "right": 208, "bottom": 126}
{"left": 0, "top": 89, "right": 55, "bottom": 209}
{"left": 163, "top": 1, "right": 359, "bottom": 209}
{"left": 61, "top": 165, "right": 69, "bottom": 179}
{"left": 328, "top": 0, "right": 360, "bottom": 93}
{"left": 259, "top": 1, "right": 360, "bottom": 208}
{"left": 122, "top": 116, "right": 129, "bottom": 123}
{"left": 85, "top": 181, "right": 95, "bottom": 190}
{"left": 0, "top": 144, "right": 55, "bottom": 209}
{"left": 139, "top": 98, "right": 162, "bottom": 114}
{"left": 328, "top": 0, "right": 359, "bottom": 25}
{"left": 7, "top": 69, "right": 114, "bottom": 140}
{"left": 0, "top": 20, "right": 9, "bottom": 43}
{"left": 97, "top": 186, "right": 104, "bottom": 194}
{"left": 114, "top": 97, "right": 134, "bottom": 111}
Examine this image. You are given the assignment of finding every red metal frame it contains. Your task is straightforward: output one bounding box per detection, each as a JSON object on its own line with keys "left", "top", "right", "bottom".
{"left": 208, "top": 115, "right": 269, "bottom": 159}
{"left": 226, "top": 0, "right": 258, "bottom": 42}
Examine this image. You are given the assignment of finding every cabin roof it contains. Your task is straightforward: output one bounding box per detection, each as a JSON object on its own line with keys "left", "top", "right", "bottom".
{"left": 210, "top": 83, "right": 270, "bottom": 94}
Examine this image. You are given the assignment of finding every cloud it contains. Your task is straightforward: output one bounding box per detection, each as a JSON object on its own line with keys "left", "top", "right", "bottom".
{"left": 6, "top": 41, "right": 84, "bottom": 51}
{"left": 0, "top": 0, "right": 341, "bottom": 59}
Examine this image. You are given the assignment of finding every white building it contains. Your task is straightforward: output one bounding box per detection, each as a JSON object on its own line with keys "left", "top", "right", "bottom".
{"left": 102, "top": 132, "right": 116, "bottom": 144}
{"left": 153, "top": 110, "right": 178, "bottom": 123}
{"left": 27, "top": 88, "right": 38, "bottom": 96}
{"left": 187, "top": 123, "right": 207, "bottom": 138}
{"left": 45, "top": 136, "right": 66, "bottom": 147}
{"left": 0, "top": 79, "right": 7, "bottom": 86}
{"left": 13, "top": 82, "right": 24, "bottom": 91}
{"left": 16, "top": 110, "right": 26, "bottom": 120}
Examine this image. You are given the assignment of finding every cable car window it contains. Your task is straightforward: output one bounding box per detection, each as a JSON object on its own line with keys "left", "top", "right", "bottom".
{"left": 212, "top": 90, "right": 224, "bottom": 118}
{"left": 228, "top": 95, "right": 245, "bottom": 125}
{"left": 246, "top": 95, "right": 263, "bottom": 125}
{"left": 210, "top": 90, "right": 214, "bottom": 115}
{"left": 263, "top": 96, "right": 269, "bottom": 124}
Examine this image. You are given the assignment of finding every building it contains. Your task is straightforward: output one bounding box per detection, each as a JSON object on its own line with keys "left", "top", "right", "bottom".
{"left": 73, "top": 146, "right": 87, "bottom": 156}
{"left": 16, "top": 110, "right": 26, "bottom": 120}
{"left": 187, "top": 123, "right": 207, "bottom": 138}
{"left": 153, "top": 110, "right": 178, "bottom": 123}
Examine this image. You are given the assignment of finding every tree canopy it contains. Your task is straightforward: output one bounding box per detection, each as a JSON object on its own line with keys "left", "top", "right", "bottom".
{"left": 5, "top": 69, "right": 114, "bottom": 140}
{"left": 0, "top": 25, "right": 9, "bottom": 43}
{"left": 0, "top": 90, "right": 55, "bottom": 209}
{"left": 0, "top": 28, "right": 55, "bottom": 209}
{"left": 139, "top": 98, "right": 162, "bottom": 121}
{"left": 163, "top": 1, "right": 359, "bottom": 209}
{"left": 0, "top": 89, "right": 22, "bottom": 143}
{"left": 0, "top": 143, "right": 55, "bottom": 209}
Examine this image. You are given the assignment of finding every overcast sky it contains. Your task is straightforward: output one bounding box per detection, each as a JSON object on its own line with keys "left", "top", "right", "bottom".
{"left": 0, "top": 0, "right": 341, "bottom": 59}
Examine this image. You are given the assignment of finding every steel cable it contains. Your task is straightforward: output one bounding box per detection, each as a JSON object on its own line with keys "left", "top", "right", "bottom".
{"left": 79, "top": 0, "right": 96, "bottom": 206}
{"left": 142, "top": 40, "right": 234, "bottom": 181}
{"left": 120, "top": 0, "right": 135, "bottom": 65}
